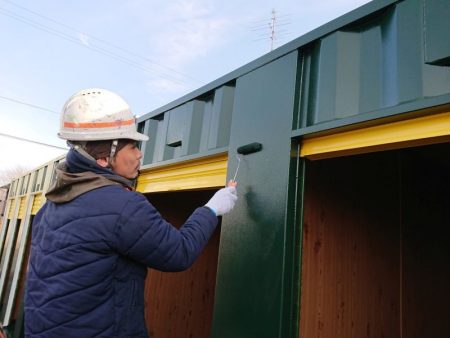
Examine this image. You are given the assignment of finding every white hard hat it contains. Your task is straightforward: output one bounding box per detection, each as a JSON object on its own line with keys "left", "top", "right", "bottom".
{"left": 58, "top": 88, "right": 149, "bottom": 142}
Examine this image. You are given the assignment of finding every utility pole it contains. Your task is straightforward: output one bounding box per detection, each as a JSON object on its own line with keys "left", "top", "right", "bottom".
{"left": 251, "top": 9, "right": 291, "bottom": 52}
{"left": 269, "top": 9, "right": 276, "bottom": 51}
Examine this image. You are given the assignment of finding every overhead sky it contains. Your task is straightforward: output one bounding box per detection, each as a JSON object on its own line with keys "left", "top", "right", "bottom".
{"left": 0, "top": 0, "right": 371, "bottom": 185}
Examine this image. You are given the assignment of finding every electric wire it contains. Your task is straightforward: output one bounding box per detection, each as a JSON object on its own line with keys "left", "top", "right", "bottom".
{"left": 1, "top": 0, "right": 199, "bottom": 83}
{"left": 0, "top": 95, "right": 58, "bottom": 114}
{"left": 0, "top": 5, "right": 188, "bottom": 85}
{"left": 0, "top": 96, "right": 64, "bottom": 150}
{"left": 0, "top": 132, "right": 67, "bottom": 150}
{"left": 0, "top": 7, "right": 185, "bottom": 85}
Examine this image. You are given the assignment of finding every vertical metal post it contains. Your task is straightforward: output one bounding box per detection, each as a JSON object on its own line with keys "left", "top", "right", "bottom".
{"left": 2, "top": 171, "right": 36, "bottom": 325}
{"left": 0, "top": 184, "right": 21, "bottom": 302}
{"left": 0, "top": 200, "right": 13, "bottom": 258}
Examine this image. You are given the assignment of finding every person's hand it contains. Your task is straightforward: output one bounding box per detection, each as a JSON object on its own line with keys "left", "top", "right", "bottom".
{"left": 205, "top": 180, "right": 238, "bottom": 216}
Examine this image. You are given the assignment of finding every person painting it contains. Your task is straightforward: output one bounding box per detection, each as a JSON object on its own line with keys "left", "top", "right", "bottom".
{"left": 24, "top": 88, "right": 237, "bottom": 337}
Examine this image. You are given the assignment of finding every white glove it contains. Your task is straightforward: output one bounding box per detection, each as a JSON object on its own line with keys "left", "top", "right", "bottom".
{"left": 205, "top": 186, "right": 237, "bottom": 216}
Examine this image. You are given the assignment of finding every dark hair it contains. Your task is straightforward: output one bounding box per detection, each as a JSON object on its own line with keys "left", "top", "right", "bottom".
{"left": 84, "top": 139, "right": 134, "bottom": 159}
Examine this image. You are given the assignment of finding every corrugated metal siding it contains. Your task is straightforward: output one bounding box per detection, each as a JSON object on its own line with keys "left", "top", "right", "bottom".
{"left": 296, "top": 0, "right": 450, "bottom": 131}
{"left": 9, "top": 181, "right": 18, "bottom": 198}
{"left": 423, "top": 0, "right": 450, "bottom": 65}
{"left": 19, "top": 175, "right": 31, "bottom": 196}
{"left": 139, "top": 85, "right": 234, "bottom": 166}
{"left": 32, "top": 167, "right": 47, "bottom": 193}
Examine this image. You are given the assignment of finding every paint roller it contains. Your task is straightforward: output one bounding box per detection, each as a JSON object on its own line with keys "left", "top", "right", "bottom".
{"left": 231, "top": 142, "right": 263, "bottom": 181}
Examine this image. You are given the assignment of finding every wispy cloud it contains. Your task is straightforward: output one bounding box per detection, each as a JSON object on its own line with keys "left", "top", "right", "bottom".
{"left": 141, "top": 0, "right": 234, "bottom": 94}
{"left": 144, "top": 77, "right": 190, "bottom": 108}
{"left": 150, "top": 0, "right": 233, "bottom": 67}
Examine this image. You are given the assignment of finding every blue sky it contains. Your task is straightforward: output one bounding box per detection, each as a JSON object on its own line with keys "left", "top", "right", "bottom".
{"left": 0, "top": 0, "right": 371, "bottom": 182}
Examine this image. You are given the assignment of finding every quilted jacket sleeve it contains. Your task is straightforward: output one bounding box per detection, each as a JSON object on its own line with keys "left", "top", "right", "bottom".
{"left": 114, "top": 192, "right": 218, "bottom": 272}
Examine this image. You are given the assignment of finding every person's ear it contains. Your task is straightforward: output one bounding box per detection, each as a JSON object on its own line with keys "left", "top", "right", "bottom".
{"left": 96, "top": 157, "right": 109, "bottom": 168}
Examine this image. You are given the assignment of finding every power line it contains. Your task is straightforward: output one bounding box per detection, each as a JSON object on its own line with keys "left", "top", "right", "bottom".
{"left": 1, "top": 0, "right": 200, "bottom": 83}
{"left": 0, "top": 3, "right": 193, "bottom": 85}
{"left": 0, "top": 132, "right": 67, "bottom": 150}
{"left": 0, "top": 7, "right": 185, "bottom": 85}
{"left": 0, "top": 95, "right": 58, "bottom": 114}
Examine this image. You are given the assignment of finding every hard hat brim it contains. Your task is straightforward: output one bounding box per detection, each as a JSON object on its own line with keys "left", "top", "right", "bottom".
{"left": 58, "top": 130, "right": 149, "bottom": 142}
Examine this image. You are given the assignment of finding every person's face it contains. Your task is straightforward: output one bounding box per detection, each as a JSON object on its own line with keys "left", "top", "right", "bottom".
{"left": 110, "top": 142, "right": 142, "bottom": 179}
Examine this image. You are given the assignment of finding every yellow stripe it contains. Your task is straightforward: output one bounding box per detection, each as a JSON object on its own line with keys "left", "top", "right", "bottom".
{"left": 136, "top": 153, "right": 228, "bottom": 193}
{"left": 7, "top": 199, "right": 14, "bottom": 220}
{"left": 301, "top": 111, "right": 450, "bottom": 160}
{"left": 18, "top": 197, "right": 27, "bottom": 219}
{"left": 32, "top": 194, "right": 44, "bottom": 215}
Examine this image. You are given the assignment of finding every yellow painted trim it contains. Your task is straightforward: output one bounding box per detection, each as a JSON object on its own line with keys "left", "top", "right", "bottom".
{"left": 7, "top": 199, "right": 14, "bottom": 220}
{"left": 301, "top": 111, "right": 450, "bottom": 160}
{"left": 18, "top": 197, "right": 27, "bottom": 219}
{"left": 32, "top": 194, "right": 44, "bottom": 215}
{"left": 136, "top": 153, "right": 228, "bottom": 193}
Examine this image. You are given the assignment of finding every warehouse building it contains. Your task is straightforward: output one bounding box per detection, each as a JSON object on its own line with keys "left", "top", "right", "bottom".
{"left": 1, "top": 0, "right": 449, "bottom": 337}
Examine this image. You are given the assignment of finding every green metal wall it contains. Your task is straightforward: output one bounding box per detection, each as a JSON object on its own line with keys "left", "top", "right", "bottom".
{"left": 138, "top": 85, "right": 234, "bottom": 166}
{"left": 211, "top": 51, "right": 298, "bottom": 338}
{"left": 424, "top": 0, "right": 450, "bottom": 65}
{"left": 295, "top": 0, "right": 450, "bottom": 133}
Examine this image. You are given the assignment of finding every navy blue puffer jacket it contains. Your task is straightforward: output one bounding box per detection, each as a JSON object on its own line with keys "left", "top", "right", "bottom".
{"left": 25, "top": 149, "right": 217, "bottom": 337}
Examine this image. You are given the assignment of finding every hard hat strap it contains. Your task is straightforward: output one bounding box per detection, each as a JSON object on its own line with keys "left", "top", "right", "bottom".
{"left": 108, "top": 140, "right": 118, "bottom": 167}
{"left": 67, "top": 141, "right": 96, "bottom": 162}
